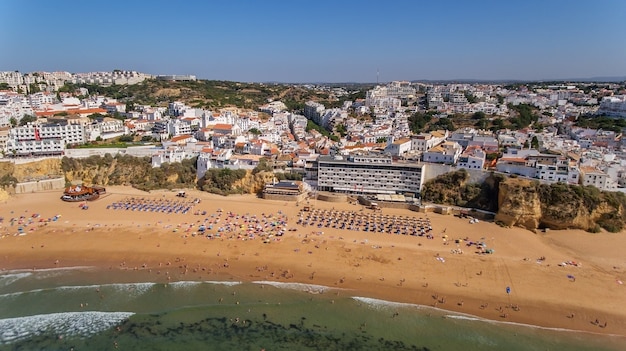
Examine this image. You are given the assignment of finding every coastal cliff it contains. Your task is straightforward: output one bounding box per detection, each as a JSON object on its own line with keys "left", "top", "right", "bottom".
{"left": 3, "top": 158, "right": 626, "bottom": 232}
{"left": 496, "top": 178, "right": 626, "bottom": 232}
{"left": 422, "top": 170, "right": 626, "bottom": 233}
{"left": 1, "top": 156, "right": 272, "bottom": 195}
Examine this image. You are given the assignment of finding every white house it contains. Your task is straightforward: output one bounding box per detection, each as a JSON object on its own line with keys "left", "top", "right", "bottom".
{"left": 422, "top": 141, "right": 462, "bottom": 165}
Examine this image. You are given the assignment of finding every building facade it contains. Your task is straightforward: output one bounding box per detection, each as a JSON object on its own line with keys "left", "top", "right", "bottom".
{"left": 317, "top": 154, "right": 424, "bottom": 196}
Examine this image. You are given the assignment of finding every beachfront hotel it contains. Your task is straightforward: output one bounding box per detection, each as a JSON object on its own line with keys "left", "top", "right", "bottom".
{"left": 316, "top": 154, "right": 424, "bottom": 197}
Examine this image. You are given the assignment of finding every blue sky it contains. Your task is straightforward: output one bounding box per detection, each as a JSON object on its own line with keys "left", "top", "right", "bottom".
{"left": 1, "top": 0, "right": 625, "bottom": 82}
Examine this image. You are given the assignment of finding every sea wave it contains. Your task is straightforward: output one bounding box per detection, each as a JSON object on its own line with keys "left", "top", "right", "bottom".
{"left": 0, "top": 311, "right": 134, "bottom": 344}
{"left": 0, "top": 272, "right": 33, "bottom": 287}
{"left": 352, "top": 296, "right": 427, "bottom": 310}
{"left": 0, "top": 282, "right": 156, "bottom": 299}
{"left": 252, "top": 281, "right": 331, "bottom": 294}
{"left": 203, "top": 281, "right": 242, "bottom": 286}
{"left": 167, "top": 281, "right": 204, "bottom": 289}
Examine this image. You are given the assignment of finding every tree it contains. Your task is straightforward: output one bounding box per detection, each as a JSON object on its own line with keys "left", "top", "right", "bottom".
{"left": 19, "top": 114, "right": 37, "bottom": 126}
{"left": 28, "top": 83, "right": 41, "bottom": 94}
{"left": 335, "top": 123, "right": 347, "bottom": 137}
{"left": 496, "top": 94, "right": 504, "bottom": 104}
{"left": 464, "top": 92, "right": 477, "bottom": 103}
{"left": 248, "top": 127, "right": 262, "bottom": 136}
{"left": 531, "top": 136, "right": 539, "bottom": 149}
{"left": 0, "top": 83, "right": 10, "bottom": 90}
{"left": 471, "top": 111, "right": 486, "bottom": 120}
{"left": 87, "top": 113, "right": 105, "bottom": 120}
{"left": 408, "top": 112, "right": 432, "bottom": 133}
{"left": 119, "top": 134, "right": 134, "bottom": 142}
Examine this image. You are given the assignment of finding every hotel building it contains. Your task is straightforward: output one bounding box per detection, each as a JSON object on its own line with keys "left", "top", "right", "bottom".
{"left": 317, "top": 154, "right": 424, "bottom": 196}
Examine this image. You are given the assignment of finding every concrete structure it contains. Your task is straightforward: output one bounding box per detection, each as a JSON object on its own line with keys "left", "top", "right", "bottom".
{"left": 262, "top": 181, "right": 306, "bottom": 202}
{"left": 317, "top": 154, "right": 424, "bottom": 196}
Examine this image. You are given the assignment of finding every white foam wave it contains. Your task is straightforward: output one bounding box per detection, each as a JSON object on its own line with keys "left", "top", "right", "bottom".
{"left": 0, "top": 272, "right": 32, "bottom": 286}
{"left": 443, "top": 314, "right": 483, "bottom": 322}
{"left": 203, "top": 281, "right": 242, "bottom": 286}
{"left": 352, "top": 296, "right": 425, "bottom": 310}
{"left": 167, "top": 281, "right": 204, "bottom": 289}
{"left": 0, "top": 282, "right": 156, "bottom": 299}
{"left": 0, "top": 311, "right": 134, "bottom": 344}
{"left": 443, "top": 313, "right": 626, "bottom": 337}
{"left": 30, "top": 266, "right": 95, "bottom": 273}
{"left": 252, "top": 281, "right": 331, "bottom": 294}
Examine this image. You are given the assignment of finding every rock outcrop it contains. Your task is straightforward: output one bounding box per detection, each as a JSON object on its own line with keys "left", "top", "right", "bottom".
{"left": 495, "top": 178, "right": 626, "bottom": 232}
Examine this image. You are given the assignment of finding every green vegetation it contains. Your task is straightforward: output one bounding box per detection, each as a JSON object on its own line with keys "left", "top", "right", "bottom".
{"left": 429, "top": 117, "right": 455, "bottom": 131}
{"left": 335, "top": 123, "right": 347, "bottom": 137}
{"left": 58, "top": 80, "right": 367, "bottom": 111}
{"left": 197, "top": 168, "right": 247, "bottom": 195}
{"left": 0, "top": 173, "right": 18, "bottom": 189}
{"left": 60, "top": 154, "right": 198, "bottom": 192}
{"left": 19, "top": 114, "right": 37, "bottom": 126}
{"left": 507, "top": 103, "right": 539, "bottom": 129}
{"left": 575, "top": 115, "right": 626, "bottom": 133}
{"left": 306, "top": 120, "right": 338, "bottom": 141}
{"left": 274, "top": 172, "right": 303, "bottom": 181}
{"left": 408, "top": 112, "right": 433, "bottom": 133}
{"left": 420, "top": 170, "right": 504, "bottom": 212}
{"left": 535, "top": 182, "right": 626, "bottom": 232}
{"left": 252, "top": 158, "right": 274, "bottom": 174}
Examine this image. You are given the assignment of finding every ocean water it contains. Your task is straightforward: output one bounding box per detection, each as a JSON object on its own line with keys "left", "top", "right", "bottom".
{"left": 0, "top": 267, "right": 623, "bottom": 351}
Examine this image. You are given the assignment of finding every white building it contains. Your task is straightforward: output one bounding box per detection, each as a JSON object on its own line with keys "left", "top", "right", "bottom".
{"left": 579, "top": 166, "right": 616, "bottom": 190}
{"left": 422, "top": 141, "right": 463, "bottom": 165}
{"left": 317, "top": 154, "right": 424, "bottom": 196}
{"left": 9, "top": 123, "right": 86, "bottom": 145}
{"left": 411, "top": 131, "right": 448, "bottom": 152}
{"left": 151, "top": 147, "right": 190, "bottom": 167}
{"left": 5, "top": 138, "right": 64, "bottom": 157}
{"left": 457, "top": 147, "right": 486, "bottom": 170}
{"left": 385, "top": 138, "right": 412, "bottom": 157}
{"left": 597, "top": 96, "right": 626, "bottom": 118}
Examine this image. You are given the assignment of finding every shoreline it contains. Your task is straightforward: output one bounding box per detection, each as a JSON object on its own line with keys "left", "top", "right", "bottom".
{"left": 1, "top": 186, "right": 625, "bottom": 337}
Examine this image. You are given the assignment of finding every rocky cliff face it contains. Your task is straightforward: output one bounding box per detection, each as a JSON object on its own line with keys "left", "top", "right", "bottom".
{"left": 232, "top": 171, "right": 276, "bottom": 194}
{"left": 495, "top": 180, "right": 543, "bottom": 230}
{"left": 495, "top": 178, "right": 625, "bottom": 232}
{"left": 0, "top": 158, "right": 63, "bottom": 183}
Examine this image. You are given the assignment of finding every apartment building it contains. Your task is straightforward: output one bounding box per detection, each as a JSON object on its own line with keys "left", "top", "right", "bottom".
{"left": 385, "top": 138, "right": 412, "bottom": 157}
{"left": 422, "top": 141, "right": 463, "bottom": 165}
{"left": 411, "top": 130, "right": 448, "bottom": 152}
{"left": 304, "top": 101, "right": 325, "bottom": 125}
{"left": 9, "top": 123, "right": 85, "bottom": 145}
{"left": 457, "top": 146, "right": 486, "bottom": 170}
{"left": 317, "top": 154, "right": 424, "bottom": 196}
{"left": 579, "top": 166, "right": 615, "bottom": 190}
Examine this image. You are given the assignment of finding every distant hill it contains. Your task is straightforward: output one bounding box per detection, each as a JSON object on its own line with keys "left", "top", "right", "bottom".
{"left": 411, "top": 76, "right": 626, "bottom": 84}
{"left": 63, "top": 79, "right": 365, "bottom": 111}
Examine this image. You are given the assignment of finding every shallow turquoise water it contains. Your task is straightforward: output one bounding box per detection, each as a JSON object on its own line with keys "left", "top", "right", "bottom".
{"left": 0, "top": 267, "right": 623, "bottom": 350}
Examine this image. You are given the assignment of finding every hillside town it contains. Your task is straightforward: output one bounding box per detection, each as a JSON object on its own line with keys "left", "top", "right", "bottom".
{"left": 2, "top": 70, "right": 626, "bottom": 195}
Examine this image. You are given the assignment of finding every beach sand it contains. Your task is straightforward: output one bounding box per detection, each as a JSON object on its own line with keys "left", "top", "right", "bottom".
{"left": 1, "top": 186, "right": 625, "bottom": 336}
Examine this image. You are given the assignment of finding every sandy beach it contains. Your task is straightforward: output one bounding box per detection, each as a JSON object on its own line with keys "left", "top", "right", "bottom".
{"left": 1, "top": 186, "right": 625, "bottom": 336}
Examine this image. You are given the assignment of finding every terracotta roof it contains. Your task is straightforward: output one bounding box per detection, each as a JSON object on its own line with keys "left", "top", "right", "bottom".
{"left": 171, "top": 134, "right": 192, "bottom": 142}
{"left": 213, "top": 123, "right": 233, "bottom": 130}
{"left": 35, "top": 108, "right": 106, "bottom": 117}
